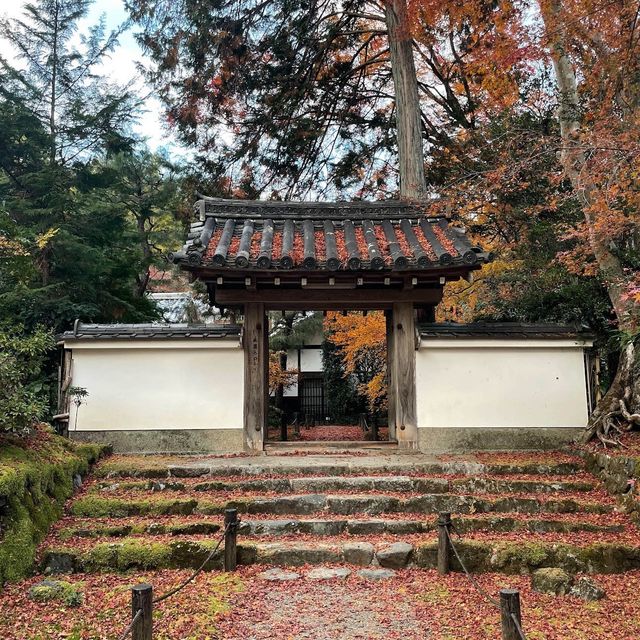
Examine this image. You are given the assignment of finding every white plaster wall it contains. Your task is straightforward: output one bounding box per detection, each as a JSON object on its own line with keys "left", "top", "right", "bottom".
{"left": 300, "top": 348, "right": 323, "bottom": 372}
{"left": 283, "top": 347, "right": 323, "bottom": 397}
{"left": 65, "top": 339, "right": 244, "bottom": 431}
{"left": 416, "top": 339, "right": 591, "bottom": 429}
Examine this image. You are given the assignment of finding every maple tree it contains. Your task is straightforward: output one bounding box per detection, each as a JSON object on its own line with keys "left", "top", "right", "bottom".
{"left": 268, "top": 351, "right": 298, "bottom": 396}
{"left": 537, "top": 0, "right": 640, "bottom": 443}
{"left": 324, "top": 311, "right": 387, "bottom": 413}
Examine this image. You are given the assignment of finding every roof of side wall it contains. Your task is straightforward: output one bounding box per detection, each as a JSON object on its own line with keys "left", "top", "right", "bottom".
{"left": 419, "top": 323, "right": 594, "bottom": 341}
{"left": 58, "top": 322, "right": 242, "bottom": 342}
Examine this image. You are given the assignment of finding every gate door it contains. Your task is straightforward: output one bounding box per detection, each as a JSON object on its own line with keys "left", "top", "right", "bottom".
{"left": 300, "top": 377, "right": 324, "bottom": 423}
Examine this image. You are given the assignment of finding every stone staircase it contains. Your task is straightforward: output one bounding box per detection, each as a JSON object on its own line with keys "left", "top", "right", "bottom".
{"left": 40, "top": 451, "right": 640, "bottom": 578}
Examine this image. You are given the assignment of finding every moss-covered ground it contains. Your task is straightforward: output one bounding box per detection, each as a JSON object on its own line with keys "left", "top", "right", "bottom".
{"left": 0, "top": 426, "right": 108, "bottom": 584}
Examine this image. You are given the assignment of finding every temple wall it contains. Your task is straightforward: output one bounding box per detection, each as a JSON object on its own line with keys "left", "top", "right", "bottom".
{"left": 415, "top": 337, "right": 592, "bottom": 452}
{"left": 63, "top": 338, "right": 244, "bottom": 453}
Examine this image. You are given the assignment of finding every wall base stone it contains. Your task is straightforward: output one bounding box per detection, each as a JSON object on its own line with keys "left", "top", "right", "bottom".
{"left": 417, "top": 427, "right": 584, "bottom": 453}
{"left": 70, "top": 429, "right": 244, "bottom": 454}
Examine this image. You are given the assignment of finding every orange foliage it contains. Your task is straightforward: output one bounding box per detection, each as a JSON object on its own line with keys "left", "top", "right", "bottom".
{"left": 324, "top": 311, "right": 387, "bottom": 413}
{"left": 268, "top": 351, "right": 298, "bottom": 395}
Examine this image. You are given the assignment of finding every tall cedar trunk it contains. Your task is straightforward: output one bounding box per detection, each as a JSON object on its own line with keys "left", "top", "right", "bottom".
{"left": 384, "top": 0, "right": 426, "bottom": 199}
{"left": 541, "top": 0, "right": 640, "bottom": 443}
{"left": 134, "top": 206, "right": 152, "bottom": 298}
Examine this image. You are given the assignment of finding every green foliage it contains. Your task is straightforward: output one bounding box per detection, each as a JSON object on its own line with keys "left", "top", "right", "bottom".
{"left": 0, "top": 327, "right": 54, "bottom": 434}
{"left": 269, "top": 312, "right": 323, "bottom": 351}
{"left": 322, "top": 339, "right": 365, "bottom": 423}
{"left": 0, "top": 2, "right": 186, "bottom": 336}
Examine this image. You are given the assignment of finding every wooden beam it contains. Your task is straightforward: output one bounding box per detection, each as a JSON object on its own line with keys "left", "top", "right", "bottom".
{"left": 215, "top": 287, "right": 443, "bottom": 308}
{"left": 243, "top": 303, "right": 266, "bottom": 451}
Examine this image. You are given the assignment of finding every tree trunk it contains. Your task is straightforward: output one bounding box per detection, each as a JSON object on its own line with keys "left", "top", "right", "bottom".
{"left": 582, "top": 341, "right": 640, "bottom": 445}
{"left": 49, "top": 0, "right": 59, "bottom": 164}
{"left": 134, "top": 211, "right": 152, "bottom": 298}
{"left": 384, "top": 0, "right": 426, "bottom": 199}
{"left": 541, "top": 0, "right": 640, "bottom": 442}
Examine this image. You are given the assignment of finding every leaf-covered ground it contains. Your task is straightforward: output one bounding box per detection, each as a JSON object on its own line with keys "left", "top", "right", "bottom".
{"left": 266, "top": 424, "right": 390, "bottom": 442}
{"left": 1, "top": 567, "right": 639, "bottom": 639}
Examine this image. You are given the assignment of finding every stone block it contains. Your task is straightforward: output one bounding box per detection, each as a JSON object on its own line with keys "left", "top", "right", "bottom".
{"left": 376, "top": 542, "right": 413, "bottom": 568}
{"left": 531, "top": 568, "right": 573, "bottom": 595}
{"left": 343, "top": 542, "right": 375, "bottom": 566}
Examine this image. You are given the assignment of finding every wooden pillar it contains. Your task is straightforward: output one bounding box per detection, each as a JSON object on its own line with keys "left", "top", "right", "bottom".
{"left": 385, "top": 311, "right": 396, "bottom": 441}
{"left": 390, "top": 301, "right": 418, "bottom": 449}
{"left": 243, "top": 302, "right": 266, "bottom": 451}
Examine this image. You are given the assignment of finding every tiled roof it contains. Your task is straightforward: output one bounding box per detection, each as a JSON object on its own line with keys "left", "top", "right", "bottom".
{"left": 419, "top": 323, "right": 593, "bottom": 340}
{"left": 170, "top": 199, "right": 490, "bottom": 272}
{"left": 58, "top": 322, "right": 241, "bottom": 341}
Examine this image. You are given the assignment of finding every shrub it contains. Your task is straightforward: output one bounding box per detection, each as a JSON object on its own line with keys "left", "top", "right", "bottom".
{"left": 0, "top": 326, "right": 54, "bottom": 434}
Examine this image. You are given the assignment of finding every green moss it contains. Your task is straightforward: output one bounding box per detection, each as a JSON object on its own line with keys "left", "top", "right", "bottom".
{"left": 70, "top": 497, "right": 199, "bottom": 517}
{"left": 493, "top": 542, "right": 550, "bottom": 573}
{"left": 0, "top": 433, "right": 109, "bottom": 585}
{"left": 418, "top": 584, "right": 450, "bottom": 603}
{"left": 116, "top": 540, "right": 172, "bottom": 571}
{"left": 207, "top": 573, "right": 244, "bottom": 618}
{"left": 82, "top": 539, "right": 214, "bottom": 572}
{"left": 29, "top": 579, "right": 84, "bottom": 607}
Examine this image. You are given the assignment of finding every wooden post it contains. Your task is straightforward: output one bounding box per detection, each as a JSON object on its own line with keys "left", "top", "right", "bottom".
{"left": 224, "top": 509, "right": 238, "bottom": 572}
{"left": 243, "top": 303, "right": 267, "bottom": 451}
{"left": 500, "top": 589, "right": 523, "bottom": 640}
{"left": 390, "top": 301, "right": 417, "bottom": 449}
{"left": 371, "top": 418, "right": 379, "bottom": 442}
{"left": 359, "top": 413, "right": 367, "bottom": 437}
{"left": 437, "top": 512, "right": 452, "bottom": 575}
{"left": 132, "top": 583, "right": 153, "bottom": 640}
{"left": 385, "top": 311, "right": 396, "bottom": 441}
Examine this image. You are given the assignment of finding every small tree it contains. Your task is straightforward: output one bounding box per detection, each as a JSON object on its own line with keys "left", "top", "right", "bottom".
{"left": 68, "top": 386, "right": 89, "bottom": 431}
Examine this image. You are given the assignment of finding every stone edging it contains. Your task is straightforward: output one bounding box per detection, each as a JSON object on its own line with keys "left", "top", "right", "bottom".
{"left": 575, "top": 448, "right": 640, "bottom": 524}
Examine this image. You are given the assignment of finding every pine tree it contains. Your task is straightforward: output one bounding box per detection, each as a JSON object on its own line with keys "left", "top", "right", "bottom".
{"left": 0, "top": 0, "right": 137, "bottom": 165}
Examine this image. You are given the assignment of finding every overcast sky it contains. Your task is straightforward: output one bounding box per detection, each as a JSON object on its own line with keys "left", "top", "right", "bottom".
{"left": 0, "top": 0, "right": 185, "bottom": 155}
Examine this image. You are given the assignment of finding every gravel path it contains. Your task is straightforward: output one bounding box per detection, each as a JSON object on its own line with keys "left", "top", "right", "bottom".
{"left": 217, "top": 573, "right": 431, "bottom": 639}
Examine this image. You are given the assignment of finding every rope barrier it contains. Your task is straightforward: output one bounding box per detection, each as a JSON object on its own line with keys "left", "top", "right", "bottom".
{"left": 153, "top": 520, "right": 235, "bottom": 605}
{"left": 511, "top": 613, "right": 528, "bottom": 640}
{"left": 115, "top": 608, "right": 142, "bottom": 640}
{"left": 444, "top": 526, "right": 527, "bottom": 640}
{"left": 444, "top": 526, "right": 501, "bottom": 609}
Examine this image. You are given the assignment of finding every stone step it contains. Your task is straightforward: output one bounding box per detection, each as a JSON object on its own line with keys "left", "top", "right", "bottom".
{"left": 69, "top": 492, "right": 614, "bottom": 519}
{"left": 41, "top": 537, "right": 640, "bottom": 576}
{"left": 92, "top": 475, "right": 596, "bottom": 495}
{"left": 95, "top": 454, "right": 584, "bottom": 480}
{"left": 57, "top": 514, "right": 625, "bottom": 540}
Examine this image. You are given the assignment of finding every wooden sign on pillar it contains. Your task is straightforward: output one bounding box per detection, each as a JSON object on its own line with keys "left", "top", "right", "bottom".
{"left": 390, "top": 301, "right": 418, "bottom": 449}
{"left": 243, "top": 302, "right": 266, "bottom": 451}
